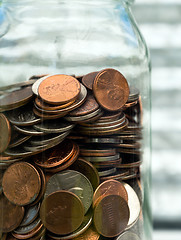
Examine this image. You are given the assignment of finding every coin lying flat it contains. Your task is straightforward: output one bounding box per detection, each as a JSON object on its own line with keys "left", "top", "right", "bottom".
{"left": 116, "top": 231, "right": 141, "bottom": 240}
{"left": 38, "top": 74, "right": 81, "bottom": 105}
{"left": 93, "top": 68, "right": 129, "bottom": 111}
{"left": 0, "top": 114, "right": 11, "bottom": 153}
{"left": 94, "top": 195, "right": 130, "bottom": 237}
{"left": 45, "top": 170, "right": 93, "bottom": 213}
{"left": 40, "top": 190, "right": 84, "bottom": 235}
{"left": 0, "top": 194, "right": 24, "bottom": 232}
{"left": 2, "top": 162, "right": 41, "bottom": 206}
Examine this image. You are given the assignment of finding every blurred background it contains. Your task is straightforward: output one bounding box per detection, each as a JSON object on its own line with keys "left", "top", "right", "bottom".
{"left": 133, "top": 0, "right": 181, "bottom": 239}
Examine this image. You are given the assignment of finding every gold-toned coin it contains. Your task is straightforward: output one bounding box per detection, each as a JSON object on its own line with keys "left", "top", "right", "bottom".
{"left": 0, "top": 114, "right": 11, "bottom": 153}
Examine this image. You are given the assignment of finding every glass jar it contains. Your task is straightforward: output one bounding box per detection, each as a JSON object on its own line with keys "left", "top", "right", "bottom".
{"left": 0, "top": 0, "right": 151, "bottom": 240}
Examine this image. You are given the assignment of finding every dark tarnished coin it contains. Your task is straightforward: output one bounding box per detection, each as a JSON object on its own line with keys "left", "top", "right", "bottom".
{"left": 69, "top": 93, "right": 99, "bottom": 117}
{"left": 94, "top": 195, "right": 130, "bottom": 237}
{"left": 47, "top": 208, "right": 93, "bottom": 240}
{"left": 8, "top": 131, "right": 31, "bottom": 149}
{"left": 65, "top": 108, "right": 102, "bottom": 122}
{"left": 34, "top": 139, "right": 75, "bottom": 168}
{"left": 93, "top": 68, "right": 129, "bottom": 111}
{"left": 0, "top": 86, "right": 33, "bottom": 111}
{"left": 38, "top": 74, "right": 81, "bottom": 105}
{"left": 13, "top": 125, "right": 45, "bottom": 136}
{"left": 19, "top": 203, "right": 40, "bottom": 227}
{"left": 6, "top": 103, "right": 41, "bottom": 126}
{"left": 0, "top": 194, "right": 24, "bottom": 233}
{"left": 40, "top": 190, "right": 84, "bottom": 235}
{"left": 2, "top": 162, "right": 41, "bottom": 206}
{"left": 33, "top": 107, "right": 67, "bottom": 120}
{"left": 33, "top": 119, "right": 74, "bottom": 134}
{"left": 123, "top": 183, "right": 141, "bottom": 229}
{"left": 0, "top": 114, "right": 11, "bottom": 153}
{"left": 69, "top": 158, "right": 100, "bottom": 191}
{"left": 45, "top": 170, "right": 93, "bottom": 213}
{"left": 82, "top": 71, "right": 99, "bottom": 90}
{"left": 93, "top": 179, "right": 128, "bottom": 208}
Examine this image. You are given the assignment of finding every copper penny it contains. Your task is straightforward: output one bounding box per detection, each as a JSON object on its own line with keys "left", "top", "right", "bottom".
{"left": 0, "top": 194, "right": 24, "bottom": 232}
{"left": 2, "top": 162, "right": 41, "bottom": 206}
{"left": 93, "top": 68, "right": 129, "bottom": 111}
{"left": 80, "top": 148, "right": 116, "bottom": 157}
{"left": 0, "top": 114, "right": 11, "bottom": 153}
{"left": 69, "top": 93, "right": 99, "bottom": 117}
{"left": 38, "top": 74, "right": 81, "bottom": 105}
{"left": 40, "top": 190, "right": 84, "bottom": 235}
{"left": 93, "top": 179, "right": 128, "bottom": 208}
{"left": 93, "top": 195, "right": 130, "bottom": 237}
{"left": 82, "top": 71, "right": 99, "bottom": 90}
{"left": 34, "top": 140, "right": 75, "bottom": 168}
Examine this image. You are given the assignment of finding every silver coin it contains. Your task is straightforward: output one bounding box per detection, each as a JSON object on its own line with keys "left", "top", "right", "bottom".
{"left": 9, "top": 132, "right": 31, "bottom": 148}
{"left": 19, "top": 203, "right": 40, "bottom": 227}
{"left": 48, "top": 209, "right": 93, "bottom": 240}
{"left": 0, "top": 80, "right": 36, "bottom": 92}
{"left": 98, "top": 167, "right": 117, "bottom": 177}
{"left": 84, "top": 137, "right": 123, "bottom": 144}
{"left": 127, "top": 86, "right": 140, "bottom": 102}
{"left": 45, "top": 170, "right": 93, "bottom": 214}
{"left": 33, "top": 120, "right": 75, "bottom": 134}
{"left": 13, "top": 125, "right": 45, "bottom": 136}
{"left": 32, "top": 75, "right": 50, "bottom": 95}
{"left": 6, "top": 103, "right": 41, "bottom": 126}
{"left": 116, "top": 231, "right": 141, "bottom": 240}
{"left": 30, "top": 131, "right": 70, "bottom": 146}
{"left": 13, "top": 218, "right": 41, "bottom": 234}
{"left": 83, "top": 153, "right": 120, "bottom": 163}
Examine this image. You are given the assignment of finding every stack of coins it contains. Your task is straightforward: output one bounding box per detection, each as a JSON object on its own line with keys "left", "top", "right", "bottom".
{"left": 0, "top": 68, "right": 143, "bottom": 240}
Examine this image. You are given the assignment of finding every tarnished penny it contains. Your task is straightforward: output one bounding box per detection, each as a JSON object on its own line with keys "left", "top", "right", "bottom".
{"left": 0, "top": 114, "right": 11, "bottom": 153}
{"left": 0, "top": 194, "right": 24, "bottom": 232}
{"left": 2, "top": 162, "right": 41, "bottom": 206}
{"left": 93, "top": 195, "right": 130, "bottom": 237}
{"left": 38, "top": 75, "right": 81, "bottom": 105}
{"left": 40, "top": 190, "right": 84, "bottom": 235}
{"left": 69, "top": 158, "right": 100, "bottom": 191}
{"left": 82, "top": 71, "right": 99, "bottom": 90}
{"left": 93, "top": 68, "right": 129, "bottom": 111}
{"left": 93, "top": 179, "right": 128, "bottom": 208}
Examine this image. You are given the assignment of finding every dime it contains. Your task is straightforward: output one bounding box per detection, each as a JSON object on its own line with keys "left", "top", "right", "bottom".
{"left": 0, "top": 114, "right": 11, "bottom": 153}
{"left": 38, "top": 74, "right": 81, "bottom": 105}
{"left": 6, "top": 103, "right": 41, "bottom": 126}
{"left": 33, "top": 119, "right": 75, "bottom": 134}
{"left": 0, "top": 194, "right": 24, "bottom": 232}
{"left": 93, "top": 69, "right": 129, "bottom": 111}
{"left": 32, "top": 75, "right": 50, "bottom": 95}
{"left": 98, "top": 167, "right": 116, "bottom": 177}
{"left": 45, "top": 170, "right": 93, "bottom": 213}
{"left": 93, "top": 179, "right": 128, "bottom": 208}
{"left": 116, "top": 231, "right": 141, "bottom": 240}
{"left": 82, "top": 71, "right": 99, "bottom": 90}
{"left": 83, "top": 153, "right": 120, "bottom": 162}
{"left": 0, "top": 86, "right": 33, "bottom": 111}
{"left": 40, "top": 190, "right": 84, "bottom": 235}
{"left": 93, "top": 195, "right": 130, "bottom": 237}
{"left": 13, "top": 125, "right": 45, "bottom": 136}
{"left": 123, "top": 183, "right": 141, "bottom": 229}
{"left": 69, "top": 158, "right": 100, "bottom": 191}
{"left": 13, "top": 218, "right": 41, "bottom": 235}
{"left": 19, "top": 203, "right": 41, "bottom": 227}
{"left": 2, "top": 162, "right": 41, "bottom": 206}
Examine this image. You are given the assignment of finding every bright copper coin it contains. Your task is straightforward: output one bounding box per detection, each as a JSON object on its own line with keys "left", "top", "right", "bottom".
{"left": 38, "top": 74, "right": 81, "bottom": 105}
{"left": 40, "top": 190, "right": 84, "bottom": 235}
{"left": 0, "top": 194, "right": 24, "bottom": 233}
{"left": 93, "top": 68, "right": 129, "bottom": 111}
{"left": 82, "top": 71, "right": 99, "bottom": 90}
{"left": 34, "top": 139, "right": 75, "bottom": 168}
{"left": 69, "top": 93, "right": 99, "bottom": 117}
{"left": 2, "top": 162, "right": 41, "bottom": 206}
{"left": 0, "top": 114, "right": 11, "bottom": 153}
{"left": 69, "top": 158, "right": 100, "bottom": 191}
{"left": 93, "top": 195, "right": 130, "bottom": 237}
{"left": 93, "top": 179, "right": 128, "bottom": 208}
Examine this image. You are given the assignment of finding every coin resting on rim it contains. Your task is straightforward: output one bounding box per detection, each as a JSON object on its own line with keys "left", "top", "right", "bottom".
{"left": 38, "top": 74, "right": 81, "bottom": 105}
{"left": 93, "top": 68, "right": 129, "bottom": 111}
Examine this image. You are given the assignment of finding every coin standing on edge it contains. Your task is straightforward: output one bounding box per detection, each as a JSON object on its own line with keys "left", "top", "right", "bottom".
{"left": 0, "top": 114, "right": 11, "bottom": 153}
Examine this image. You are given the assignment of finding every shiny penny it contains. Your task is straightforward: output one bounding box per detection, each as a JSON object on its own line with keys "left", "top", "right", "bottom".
{"left": 40, "top": 190, "right": 84, "bottom": 235}
{"left": 93, "top": 194, "right": 130, "bottom": 237}
{"left": 2, "top": 162, "right": 41, "bottom": 206}
{"left": 38, "top": 74, "right": 81, "bottom": 105}
{"left": 0, "top": 194, "right": 24, "bottom": 232}
{"left": 93, "top": 68, "right": 129, "bottom": 111}
{"left": 0, "top": 114, "right": 11, "bottom": 153}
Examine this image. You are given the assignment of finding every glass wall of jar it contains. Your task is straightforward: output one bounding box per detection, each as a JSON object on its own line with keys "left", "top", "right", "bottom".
{"left": 0, "top": 0, "right": 151, "bottom": 239}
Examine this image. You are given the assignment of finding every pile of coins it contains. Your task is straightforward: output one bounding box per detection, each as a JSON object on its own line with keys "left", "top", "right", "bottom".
{"left": 0, "top": 68, "right": 143, "bottom": 240}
